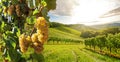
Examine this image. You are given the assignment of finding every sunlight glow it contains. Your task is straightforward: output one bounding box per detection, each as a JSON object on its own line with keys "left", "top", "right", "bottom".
{"left": 71, "top": 0, "right": 116, "bottom": 25}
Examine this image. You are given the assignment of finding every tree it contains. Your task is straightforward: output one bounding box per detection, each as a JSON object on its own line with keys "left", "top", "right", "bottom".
{"left": 80, "top": 31, "right": 93, "bottom": 38}
{"left": 102, "top": 27, "right": 120, "bottom": 35}
{"left": 80, "top": 31, "right": 101, "bottom": 38}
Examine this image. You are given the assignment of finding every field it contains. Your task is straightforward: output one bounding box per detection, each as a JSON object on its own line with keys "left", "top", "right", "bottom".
{"left": 42, "top": 45, "right": 120, "bottom": 62}
{"left": 0, "top": 44, "right": 120, "bottom": 62}
{"left": 49, "top": 26, "right": 82, "bottom": 41}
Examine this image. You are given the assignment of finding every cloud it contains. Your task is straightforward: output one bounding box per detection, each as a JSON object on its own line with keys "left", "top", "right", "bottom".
{"left": 48, "top": 12, "right": 72, "bottom": 24}
{"left": 49, "top": 0, "right": 120, "bottom": 17}
{"left": 49, "top": 0, "right": 77, "bottom": 16}
{"left": 48, "top": 0, "right": 120, "bottom": 25}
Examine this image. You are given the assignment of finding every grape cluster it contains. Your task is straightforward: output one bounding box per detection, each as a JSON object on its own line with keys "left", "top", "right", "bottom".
{"left": 35, "top": 17, "right": 48, "bottom": 44}
{"left": 18, "top": 0, "right": 26, "bottom": 3}
{"left": 15, "top": 4, "right": 22, "bottom": 17}
{"left": 3, "top": 7, "right": 8, "bottom": 14}
{"left": 8, "top": 5, "right": 15, "bottom": 15}
{"left": 19, "top": 34, "right": 31, "bottom": 53}
{"left": 19, "top": 17, "right": 48, "bottom": 54}
{"left": 6, "top": 0, "right": 29, "bottom": 17}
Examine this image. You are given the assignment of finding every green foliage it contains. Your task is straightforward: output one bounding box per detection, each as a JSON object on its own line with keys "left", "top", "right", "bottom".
{"left": 45, "top": 0, "right": 56, "bottom": 11}
{"left": 1, "top": 29, "right": 22, "bottom": 62}
{"left": 66, "top": 24, "right": 120, "bottom": 38}
{"left": 102, "top": 27, "right": 120, "bottom": 35}
{"left": 80, "top": 30, "right": 101, "bottom": 38}
{"left": 79, "top": 27, "right": 120, "bottom": 38}
{"left": 41, "top": 7, "right": 49, "bottom": 22}
{"left": 41, "top": 0, "right": 47, "bottom": 7}
{"left": 33, "top": 9, "right": 39, "bottom": 15}
{"left": 48, "top": 26, "right": 83, "bottom": 44}
{"left": 31, "top": 53, "right": 45, "bottom": 62}
{"left": 50, "top": 22, "right": 65, "bottom": 27}
{"left": 0, "top": 0, "right": 57, "bottom": 62}
{"left": 85, "top": 33, "right": 120, "bottom": 52}
{"left": 26, "top": 16, "right": 36, "bottom": 24}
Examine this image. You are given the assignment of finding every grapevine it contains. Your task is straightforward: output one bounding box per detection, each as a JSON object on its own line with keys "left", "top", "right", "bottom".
{"left": 19, "top": 17, "right": 48, "bottom": 54}
{"left": 0, "top": 0, "right": 54, "bottom": 62}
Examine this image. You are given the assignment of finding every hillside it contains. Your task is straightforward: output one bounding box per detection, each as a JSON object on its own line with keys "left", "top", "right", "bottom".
{"left": 91, "top": 23, "right": 120, "bottom": 29}
{"left": 66, "top": 24, "right": 96, "bottom": 32}
{"left": 49, "top": 22, "right": 83, "bottom": 42}
{"left": 49, "top": 26, "right": 82, "bottom": 41}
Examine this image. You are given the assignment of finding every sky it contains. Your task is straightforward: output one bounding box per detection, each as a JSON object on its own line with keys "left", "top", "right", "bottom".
{"left": 48, "top": 0, "right": 120, "bottom": 25}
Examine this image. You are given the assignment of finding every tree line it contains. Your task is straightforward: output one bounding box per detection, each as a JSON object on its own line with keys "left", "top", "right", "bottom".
{"left": 80, "top": 27, "right": 120, "bottom": 38}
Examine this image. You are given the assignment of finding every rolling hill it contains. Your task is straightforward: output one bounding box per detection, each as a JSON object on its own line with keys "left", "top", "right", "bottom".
{"left": 91, "top": 23, "right": 120, "bottom": 29}
{"left": 49, "top": 22, "right": 83, "bottom": 42}
{"left": 48, "top": 22, "right": 120, "bottom": 42}
{"left": 66, "top": 24, "right": 96, "bottom": 32}
{"left": 49, "top": 26, "right": 83, "bottom": 41}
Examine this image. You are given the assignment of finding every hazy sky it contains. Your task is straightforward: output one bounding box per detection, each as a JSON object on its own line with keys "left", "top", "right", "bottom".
{"left": 48, "top": 0, "right": 120, "bottom": 25}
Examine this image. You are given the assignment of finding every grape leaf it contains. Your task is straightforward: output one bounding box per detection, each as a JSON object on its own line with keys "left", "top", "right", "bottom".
{"left": 41, "top": 0, "right": 47, "bottom": 7}
{"left": 33, "top": 9, "right": 39, "bottom": 15}
{"left": 41, "top": 7, "right": 49, "bottom": 22}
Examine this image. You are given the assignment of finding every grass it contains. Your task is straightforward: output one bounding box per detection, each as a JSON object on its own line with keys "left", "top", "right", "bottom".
{"left": 82, "top": 49, "right": 120, "bottom": 62}
{"left": 49, "top": 28, "right": 80, "bottom": 38}
{"left": 42, "top": 45, "right": 120, "bottom": 62}
{"left": 43, "top": 45, "right": 78, "bottom": 62}
{"left": 54, "top": 26, "right": 81, "bottom": 36}
{"left": 0, "top": 45, "right": 120, "bottom": 62}
{"left": 49, "top": 27, "right": 83, "bottom": 41}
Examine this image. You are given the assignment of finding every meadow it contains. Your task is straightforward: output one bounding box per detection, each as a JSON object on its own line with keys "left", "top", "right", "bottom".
{"left": 42, "top": 44, "right": 120, "bottom": 62}
{"left": 0, "top": 44, "right": 120, "bottom": 62}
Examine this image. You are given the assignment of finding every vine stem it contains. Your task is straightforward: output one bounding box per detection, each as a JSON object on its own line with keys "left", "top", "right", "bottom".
{"left": 30, "top": 27, "right": 36, "bottom": 36}
{"left": 30, "top": 5, "right": 44, "bottom": 36}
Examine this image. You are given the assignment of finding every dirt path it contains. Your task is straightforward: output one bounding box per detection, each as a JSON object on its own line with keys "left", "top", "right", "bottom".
{"left": 78, "top": 48, "right": 105, "bottom": 62}
{"left": 72, "top": 50, "right": 78, "bottom": 62}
